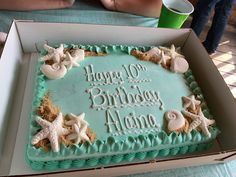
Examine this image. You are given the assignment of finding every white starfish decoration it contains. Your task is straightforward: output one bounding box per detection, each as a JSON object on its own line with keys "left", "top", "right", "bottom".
{"left": 65, "top": 113, "right": 90, "bottom": 144}
{"left": 62, "top": 50, "right": 85, "bottom": 70}
{"left": 182, "top": 95, "right": 201, "bottom": 111}
{"left": 182, "top": 108, "right": 215, "bottom": 137}
{"left": 39, "top": 44, "right": 65, "bottom": 63}
{"left": 158, "top": 51, "right": 171, "bottom": 66}
{"left": 67, "top": 124, "right": 90, "bottom": 144}
{"left": 31, "top": 112, "right": 69, "bottom": 152}
{"left": 160, "top": 44, "right": 184, "bottom": 59}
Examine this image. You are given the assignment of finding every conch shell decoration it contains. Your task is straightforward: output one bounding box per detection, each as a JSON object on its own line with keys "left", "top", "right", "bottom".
{"left": 165, "top": 110, "right": 188, "bottom": 133}
{"left": 40, "top": 63, "right": 67, "bottom": 80}
{"left": 39, "top": 44, "right": 85, "bottom": 80}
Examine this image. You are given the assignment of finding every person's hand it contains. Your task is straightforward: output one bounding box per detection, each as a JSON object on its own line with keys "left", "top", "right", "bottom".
{"left": 0, "top": 0, "right": 75, "bottom": 11}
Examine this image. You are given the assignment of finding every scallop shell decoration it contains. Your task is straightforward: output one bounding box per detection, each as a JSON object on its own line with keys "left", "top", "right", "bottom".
{"left": 165, "top": 110, "right": 185, "bottom": 132}
{"left": 40, "top": 63, "right": 67, "bottom": 80}
{"left": 145, "top": 47, "right": 161, "bottom": 57}
{"left": 170, "top": 57, "right": 189, "bottom": 73}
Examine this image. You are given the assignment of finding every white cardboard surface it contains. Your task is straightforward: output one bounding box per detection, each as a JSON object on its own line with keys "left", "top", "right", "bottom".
{"left": 15, "top": 22, "right": 190, "bottom": 53}
{"left": 9, "top": 53, "right": 38, "bottom": 175}
{"left": 0, "top": 21, "right": 25, "bottom": 176}
{"left": 1, "top": 21, "right": 236, "bottom": 176}
{"left": 183, "top": 32, "right": 236, "bottom": 150}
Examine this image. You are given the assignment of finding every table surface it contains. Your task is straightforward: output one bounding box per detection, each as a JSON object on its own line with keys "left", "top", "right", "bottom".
{"left": 0, "top": 1, "right": 235, "bottom": 177}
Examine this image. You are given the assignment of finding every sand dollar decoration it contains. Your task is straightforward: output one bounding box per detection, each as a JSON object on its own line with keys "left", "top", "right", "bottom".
{"left": 165, "top": 110, "right": 186, "bottom": 132}
{"left": 170, "top": 57, "right": 189, "bottom": 73}
{"left": 145, "top": 47, "right": 161, "bottom": 57}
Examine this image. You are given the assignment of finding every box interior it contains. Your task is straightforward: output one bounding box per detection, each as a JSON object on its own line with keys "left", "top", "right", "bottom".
{"left": 0, "top": 21, "right": 236, "bottom": 176}
{"left": 183, "top": 32, "right": 236, "bottom": 151}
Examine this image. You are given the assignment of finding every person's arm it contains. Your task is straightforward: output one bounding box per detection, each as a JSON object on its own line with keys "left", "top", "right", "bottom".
{"left": 0, "top": 0, "right": 75, "bottom": 11}
{"left": 101, "top": 0, "right": 162, "bottom": 17}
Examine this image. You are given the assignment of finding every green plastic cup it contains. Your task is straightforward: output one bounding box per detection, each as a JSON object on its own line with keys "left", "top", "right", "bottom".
{"left": 158, "top": 0, "right": 194, "bottom": 29}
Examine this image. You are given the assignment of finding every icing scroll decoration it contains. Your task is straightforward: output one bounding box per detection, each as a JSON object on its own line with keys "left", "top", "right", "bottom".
{"left": 105, "top": 110, "right": 160, "bottom": 134}
{"left": 84, "top": 64, "right": 124, "bottom": 86}
{"left": 87, "top": 85, "right": 164, "bottom": 111}
{"left": 84, "top": 61, "right": 164, "bottom": 135}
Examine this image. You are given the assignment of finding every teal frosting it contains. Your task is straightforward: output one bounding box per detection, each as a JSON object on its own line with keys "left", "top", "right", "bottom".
{"left": 159, "top": 149, "right": 170, "bottom": 157}
{"left": 72, "top": 159, "right": 86, "bottom": 168}
{"left": 100, "top": 156, "right": 112, "bottom": 165}
{"left": 59, "top": 160, "right": 72, "bottom": 169}
{"left": 31, "top": 161, "right": 44, "bottom": 170}
{"left": 124, "top": 153, "right": 136, "bottom": 162}
{"left": 147, "top": 150, "right": 159, "bottom": 158}
{"left": 188, "top": 145, "right": 198, "bottom": 153}
{"left": 169, "top": 147, "right": 180, "bottom": 156}
{"left": 26, "top": 44, "right": 220, "bottom": 170}
{"left": 179, "top": 146, "right": 189, "bottom": 155}
{"left": 100, "top": 143, "right": 109, "bottom": 153}
{"left": 122, "top": 141, "right": 130, "bottom": 151}
{"left": 45, "top": 161, "right": 59, "bottom": 171}
{"left": 136, "top": 151, "right": 147, "bottom": 160}
{"left": 88, "top": 144, "right": 98, "bottom": 154}
{"left": 86, "top": 158, "right": 99, "bottom": 167}
{"left": 112, "top": 142, "right": 121, "bottom": 152}
{"left": 111, "top": 154, "right": 123, "bottom": 163}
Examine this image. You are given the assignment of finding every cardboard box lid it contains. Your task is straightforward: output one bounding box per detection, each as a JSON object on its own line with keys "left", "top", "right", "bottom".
{"left": 1, "top": 21, "right": 236, "bottom": 176}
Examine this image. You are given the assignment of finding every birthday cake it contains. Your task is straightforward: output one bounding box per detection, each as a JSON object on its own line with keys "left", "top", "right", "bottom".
{"left": 26, "top": 44, "right": 220, "bottom": 170}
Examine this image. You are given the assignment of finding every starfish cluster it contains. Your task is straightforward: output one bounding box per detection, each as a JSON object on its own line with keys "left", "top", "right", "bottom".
{"left": 133, "top": 44, "right": 189, "bottom": 74}
{"left": 182, "top": 95, "right": 215, "bottom": 137}
{"left": 165, "top": 95, "right": 215, "bottom": 137}
{"left": 65, "top": 113, "right": 90, "bottom": 144}
{"left": 32, "top": 112, "right": 90, "bottom": 152}
{"left": 39, "top": 44, "right": 85, "bottom": 79}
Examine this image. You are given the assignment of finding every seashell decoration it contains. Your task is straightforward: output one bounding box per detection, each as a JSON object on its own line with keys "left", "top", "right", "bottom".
{"left": 165, "top": 110, "right": 186, "bottom": 132}
{"left": 62, "top": 50, "right": 85, "bottom": 70}
{"left": 71, "top": 49, "right": 85, "bottom": 61}
{"left": 38, "top": 44, "right": 86, "bottom": 79}
{"left": 40, "top": 63, "right": 67, "bottom": 80}
{"left": 170, "top": 57, "right": 189, "bottom": 73}
{"left": 145, "top": 47, "right": 161, "bottom": 57}
{"left": 132, "top": 44, "right": 189, "bottom": 74}
{"left": 39, "top": 44, "right": 65, "bottom": 63}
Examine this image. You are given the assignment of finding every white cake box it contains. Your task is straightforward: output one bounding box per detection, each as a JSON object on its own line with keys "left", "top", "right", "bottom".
{"left": 1, "top": 20, "right": 236, "bottom": 177}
